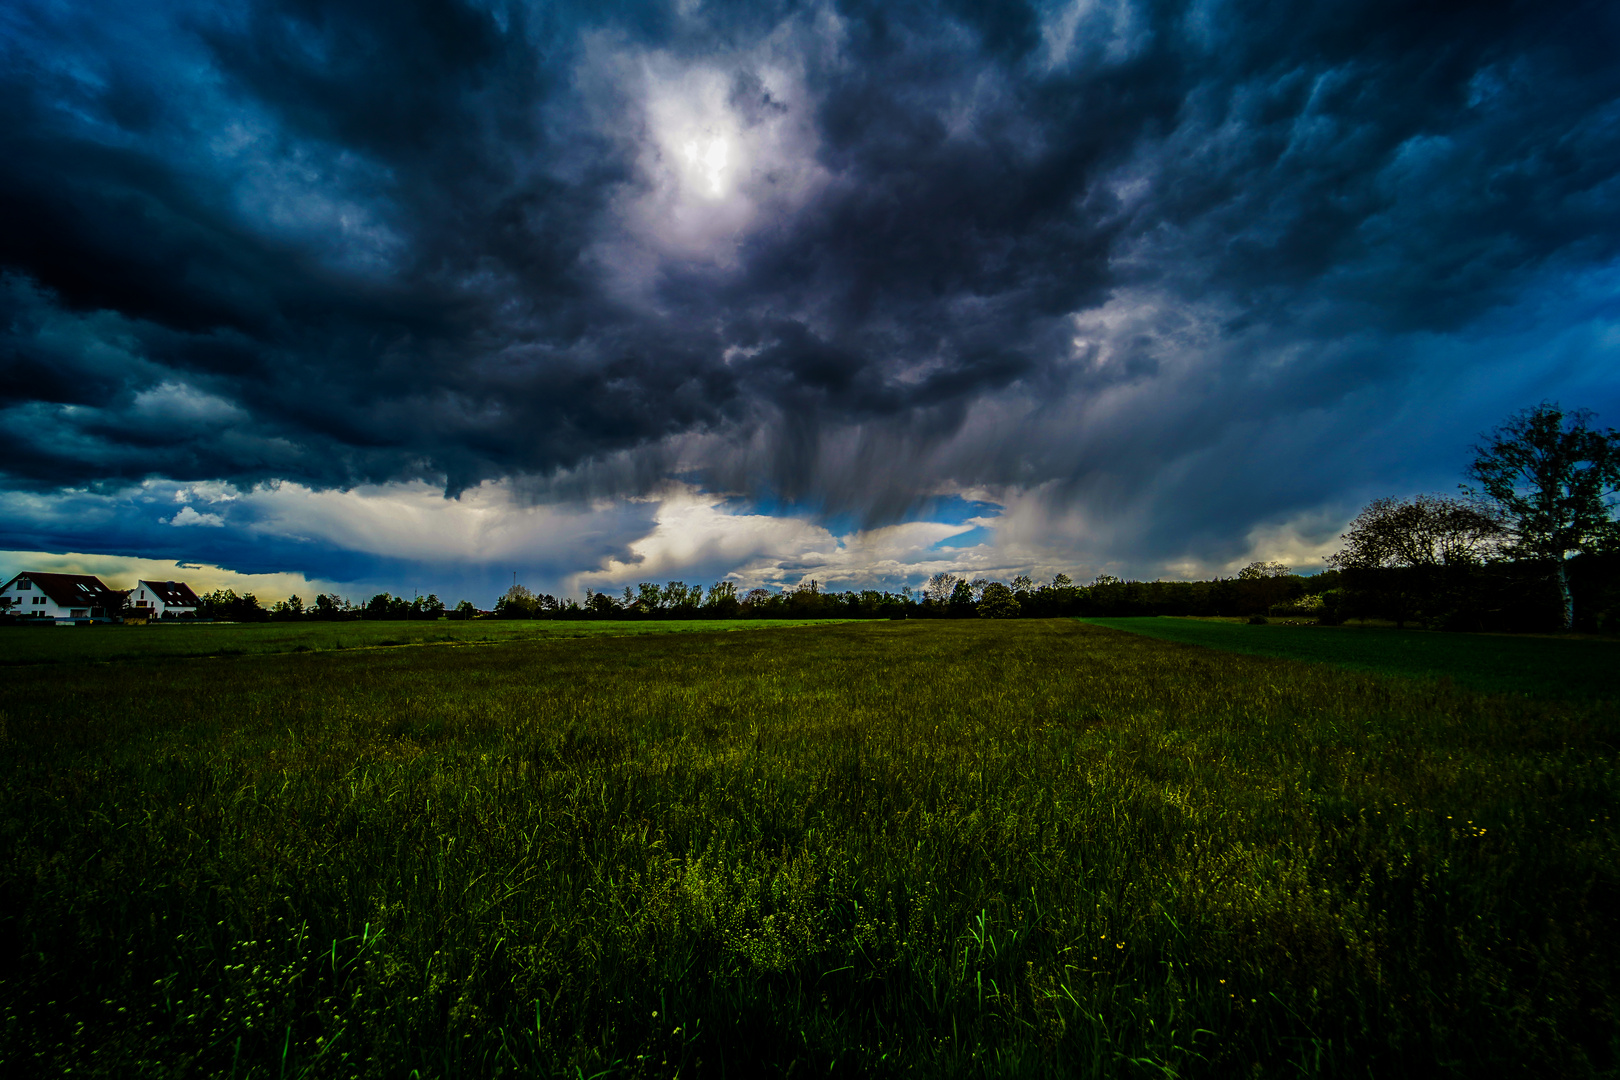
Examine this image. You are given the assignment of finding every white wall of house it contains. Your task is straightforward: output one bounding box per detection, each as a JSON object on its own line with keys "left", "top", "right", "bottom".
{"left": 128, "top": 583, "right": 159, "bottom": 616}
{"left": 0, "top": 576, "right": 85, "bottom": 619}
{"left": 130, "top": 581, "right": 197, "bottom": 618}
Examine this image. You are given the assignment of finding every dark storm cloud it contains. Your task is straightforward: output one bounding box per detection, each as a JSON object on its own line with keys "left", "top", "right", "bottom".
{"left": 3, "top": 0, "right": 1618, "bottom": 536}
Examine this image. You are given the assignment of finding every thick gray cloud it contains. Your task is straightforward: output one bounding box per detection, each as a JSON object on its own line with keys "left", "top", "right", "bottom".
{"left": 2, "top": 0, "right": 1619, "bottom": 576}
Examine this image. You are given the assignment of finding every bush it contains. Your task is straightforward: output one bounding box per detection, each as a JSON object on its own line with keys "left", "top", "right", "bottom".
{"left": 1267, "top": 594, "right": 1323, "bottom": 619}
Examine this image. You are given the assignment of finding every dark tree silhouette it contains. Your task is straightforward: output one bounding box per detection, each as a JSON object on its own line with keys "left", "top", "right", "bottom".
{"left": 1327, "top": 495, "right": 1506, "bottom": 628}
{"left": 1465, "top": 403, "right": 1620, "bottom": 630}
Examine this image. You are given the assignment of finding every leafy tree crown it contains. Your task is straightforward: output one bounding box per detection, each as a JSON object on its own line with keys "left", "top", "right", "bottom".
{"left": 1464, "top": 402, "right": 1620, "bottom": 559}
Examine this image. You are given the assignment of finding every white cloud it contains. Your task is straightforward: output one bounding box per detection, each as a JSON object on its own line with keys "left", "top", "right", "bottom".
{"left": 1229, "top": 512, "right": 1346, "bottom": 576}
{"left": 172, "top": 482, "right": 240, "bottom": 504}
{"left": 163, "top": 477, "right": 1056, "bottom": 594}
{"left": 232, "top": 479, "right": 647, "bottom": 564}
{"left": 167, "top": 505, "right": 225, "bottom": 527}
{"left": 574, "top": 485, "right": 1059, "bottom": 593}
{"left": 574, "top": 487, "right": 835, "bottom": 591}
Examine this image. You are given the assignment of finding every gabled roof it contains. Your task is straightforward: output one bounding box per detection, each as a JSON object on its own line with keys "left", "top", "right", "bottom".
{"left": 6, "top": 572, "right": 116, "bottom": 608}
{"left": 139, "top": 580, "right": 201, "bottom": 607}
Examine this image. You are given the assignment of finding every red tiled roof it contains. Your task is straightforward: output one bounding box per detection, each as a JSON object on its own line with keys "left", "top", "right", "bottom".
{"left": 140, "top": 580, "right": 201, "bottom": 607}
{"left": 7, "top": 572, "right": 116, "bottom": 608}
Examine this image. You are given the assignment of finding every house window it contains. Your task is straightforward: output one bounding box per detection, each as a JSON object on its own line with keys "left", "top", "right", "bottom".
{"left": 18, "top": 579, "right": 30, "bottom": 590}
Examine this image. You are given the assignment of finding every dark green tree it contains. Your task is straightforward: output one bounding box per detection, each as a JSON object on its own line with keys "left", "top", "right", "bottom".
{"left": 495, "top": 584, "right": 536, "bottom": 619}
{"left": 364, "top": 593, "right": 411, "bottom": 620}
{"left": 199, "top": 588, "right": 267, "bottom": 621}
{"left": 787, "top": 579, "right": 831, "bottom": 617}
{"left": 1330, "top": 496, "right": 1505, "bottom": 571}
{"left": 976, "top": 581, "right": 1020, "bottom": 618}
{"left": 1465, "top": 403, "right": 1620, "bottom": 630}
{"left": 703, "top": 581, "right": 741, "bottom": 618}
{"left": 270, "top": 594, "right": 305, "bottom": 621}
{"left": 1327, "top": 495, "right": 1506, "bottom": 627}
{"left": 664, "top": 582, "right": 701, "bottom": 615}
{"left": 1234, "top": 561, "right": 1295, "bottom": 616}
{"left": 1010, "top": 575, "right": 1034, "bottom": 601}
{"left": 312, "top": 593, "right": 351, "bottom": 620}
{"left": 635, "top": 582, "right": 663, "bottom": 614}
{"left": 105, "top": 589, "right": 131, "bottom": 621}
{"left": 948, "top": 579, "right": 975, "bottom": 617}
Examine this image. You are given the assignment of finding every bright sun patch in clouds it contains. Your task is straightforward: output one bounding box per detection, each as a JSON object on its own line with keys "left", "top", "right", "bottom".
{"left": 681, "top": 134, "right": 731, "bottom": 197}
{"left": 581, "top": 28, "right": 831, "bottom": 292}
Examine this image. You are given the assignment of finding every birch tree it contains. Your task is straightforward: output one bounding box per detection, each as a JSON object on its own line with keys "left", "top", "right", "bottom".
{"left": 1465, "top": 403, "right": 1620, "bottom": 630}
{"left": 923, "top": 572, "right": 960, "bottom": 605}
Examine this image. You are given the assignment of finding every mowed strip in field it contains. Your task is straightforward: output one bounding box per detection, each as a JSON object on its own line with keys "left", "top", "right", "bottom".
{"left": 1, "top": 620, "right": 1615, "bottom": 1077}
{"left": 1081, "top": 617, "right": 1620, "bottom": 699}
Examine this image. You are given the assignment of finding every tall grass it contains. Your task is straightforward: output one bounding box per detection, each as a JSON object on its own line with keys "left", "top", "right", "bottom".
{"left": 1083, "top": 617, "right": 1620, "bottom": 699}
{"left": 1, "top": 620, "right": 1615, "bottom": 1076}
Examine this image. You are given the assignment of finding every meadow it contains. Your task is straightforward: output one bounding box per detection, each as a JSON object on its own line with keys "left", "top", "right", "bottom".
{"left": 0, "top": 618, "right": 848, "bottom": 666}
{"left": 0, "top": 619, "right": 1615, "bottom": 1077}
{"left": 1083, "top": 617, "right": 1620, "bottom": 699}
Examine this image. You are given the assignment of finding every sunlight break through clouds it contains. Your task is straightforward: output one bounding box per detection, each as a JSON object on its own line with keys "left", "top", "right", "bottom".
{"left": 682, "top": 135, "right": 730, "bottom": 198}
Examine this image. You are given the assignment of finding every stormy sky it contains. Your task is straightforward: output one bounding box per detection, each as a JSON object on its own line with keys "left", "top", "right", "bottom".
{"left": 3, "top": 0, "right": 1618, "bottom": 604}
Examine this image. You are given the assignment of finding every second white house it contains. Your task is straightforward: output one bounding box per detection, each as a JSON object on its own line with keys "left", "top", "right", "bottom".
{"left": 128, "top": 580, "right": 202, "bottom": 619}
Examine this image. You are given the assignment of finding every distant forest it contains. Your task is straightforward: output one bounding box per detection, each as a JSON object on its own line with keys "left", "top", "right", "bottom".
{"left": 178, "top": 551, "right": 1618, "bottom": 635}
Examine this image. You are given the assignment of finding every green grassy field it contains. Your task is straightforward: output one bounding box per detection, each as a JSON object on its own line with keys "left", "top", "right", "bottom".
{"left": 0, "top": 618, "right": 846, "bottom": 666}
{"left": 1080, "top": 617, "right": 1620, "bottom": 699}
{"left": 1, "top": 620, "right": 1615, "bottom": 1077}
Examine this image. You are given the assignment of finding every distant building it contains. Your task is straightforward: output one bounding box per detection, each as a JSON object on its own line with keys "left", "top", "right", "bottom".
{"left": 128, "top": 579, "right": 202, "bottom": 619}
{"left": 0, "top": 572, "right": 120, "bottom": 622}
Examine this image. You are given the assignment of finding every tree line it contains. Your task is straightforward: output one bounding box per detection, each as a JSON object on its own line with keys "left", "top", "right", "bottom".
{"left": 410, "top": 564, "right": 1330, "bottom": 623}
{"left": 179, "top": 569, "right": 1327, "bottom": 625}
{"left": 183, "top": 591, "right": 479, "bottom": 623}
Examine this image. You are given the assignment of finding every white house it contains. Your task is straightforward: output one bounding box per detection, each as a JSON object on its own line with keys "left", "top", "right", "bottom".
{"left": 0, "top": 572, "right": 120, "bottom": 622}
{"left": 128, "top": 579, "right": 202, "bottom": 619}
